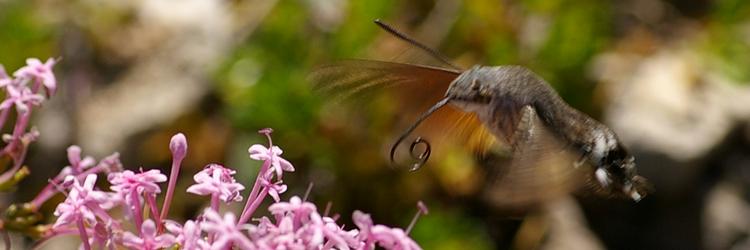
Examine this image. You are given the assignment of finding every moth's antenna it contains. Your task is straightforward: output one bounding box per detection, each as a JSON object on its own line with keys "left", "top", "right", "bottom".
{"left": 374, "top": 19, "right": 461, "bottom": 71}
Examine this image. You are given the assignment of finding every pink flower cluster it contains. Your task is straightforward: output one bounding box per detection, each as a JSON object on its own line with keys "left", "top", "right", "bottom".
{"left": 0, "top": 58, "right": 58, "bottom": 188}
{"left": 43, "top": 130, "right": 425, "bottom": 250}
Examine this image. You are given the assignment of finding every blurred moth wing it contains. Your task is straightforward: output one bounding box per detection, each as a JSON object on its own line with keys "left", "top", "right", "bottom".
{"left": 482, "top": 105, "right": 587, "bottom": 208}
{"left": 309, "top": 59, "right": 500, "bottom": 157}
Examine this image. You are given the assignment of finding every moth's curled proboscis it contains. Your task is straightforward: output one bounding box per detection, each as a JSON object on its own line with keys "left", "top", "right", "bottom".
{"left": 408, "top": 137, "right": 431, "bottom": 171}
{"left": 389, "top": 97, "right": 450, "bottom": 171}
{"left": 389, "top": 135, "right": 432, "bottom": 171}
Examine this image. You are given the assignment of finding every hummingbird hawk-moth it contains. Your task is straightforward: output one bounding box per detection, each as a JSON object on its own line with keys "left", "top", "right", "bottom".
{"left": 310, "top": 20, "right": 651, "bottom": 208}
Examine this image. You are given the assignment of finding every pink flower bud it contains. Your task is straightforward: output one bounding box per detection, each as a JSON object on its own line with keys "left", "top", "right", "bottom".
{"left": 417, "top": 201, "right": 429, "bottom": 215}
{"left": 169, "top": 133, "right": 187, "bottom": 161}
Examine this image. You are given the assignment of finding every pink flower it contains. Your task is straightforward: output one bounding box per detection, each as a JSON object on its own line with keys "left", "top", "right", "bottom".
{"left": 67, "top": 146, "right": 96, "bottom": 171}
{"left": 268, "top": 196, "right": 316, "bottom": 220}
{"left": 56, "top": 146, "right": 121, "bottom": 180}
{"left": 30, "top": 148, "right": 121, "bottom": 211}
{"left": 51, "top": 174, "right": 120, "bottom": 250}
{"left": 239, "top": 129, "right": 294, "bottom": 225}
{"left": 319, "top": 214, "right": 360, "bottom": 249}
{"left": 165, "top": 220, "right": 209, "bottom": 250}
{"left": 248, "top": 144, "right": 294, "bottom": 179}
{"left": 0, "top": 83, "right": 43, "bottom": 114}
{"left": 252, "top": 196, "right": 362, "bottom": 249}
{"left": 268, "top": 216, "right": 299, "bottom": 246}
{"left": 95, "top": 152, "right": 123, "bottom": 174}
{"left": 353, "top": 210, "right": 373, "bottom": 238}
{"left": 121, "top": 219, "right": 175, "bottom": 250}
{"left": 13, "top": 58, "right": 57, "bottom": 96}
{"left": 187, "top": 164, "right": 245, "bottom": 203}
{"left": 108, "top": 169, "right": 167, "bottom": 229}
{"left": 88, "top": 221, "right": 118, "bottom": 249}
{"left": 200, "top": 209, "right": 255, "bottom": 250}
{"left": 55, "top": 146, "right": 96, "bottom": 178}
{"left": 369, "top": 226, "right": 421, "bottom": 250}
{"left": 108, "top": 169, "right": 167, "bottom": 196}
{"left": 39, "top": 129, "right": 427, "bottom": 250}
{"left": 52, "top": 175, "right": 106, "bottom": 229}
{"left": 259, "top": 177, "right": 287, "bottom": 202}
{"left": 353, "top": 210, "right": 421, "bottom": 250}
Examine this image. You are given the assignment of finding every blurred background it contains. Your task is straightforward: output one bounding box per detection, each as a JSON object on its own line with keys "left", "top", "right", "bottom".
{"left": 1, "top": 0, "right": 750, "bottom": 249}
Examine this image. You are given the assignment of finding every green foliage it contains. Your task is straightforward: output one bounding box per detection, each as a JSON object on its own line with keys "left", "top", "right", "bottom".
{"left": 0, "top": 1, "right": 55, "bottom": 68}
{"left": 705, "top": 0, "right": 750, "bottom": 83}
{"left": 527, "top": 0, "right": 611, "bottom": 112}
{"left": 410, "top": 208, "right": 495, "bottom": 250}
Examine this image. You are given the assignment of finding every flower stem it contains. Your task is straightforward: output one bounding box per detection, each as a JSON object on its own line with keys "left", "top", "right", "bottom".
{"left": 159, "top": 161, "right": 181, "bottom": 225}
{"left": 0, "top": 108, "right": 10, "bottom": 136}
{"left": 405, "top": 201, "right": 428, "bottom": 234}
{"left": 303, "top": 182, "right": 313, "bottom": 201}
{"left": 238, "top": 188, "right": 268, "bottom": 225}
{"left": 210, "top": 194, "right": 220, "bottom": 212}
{"left": 131, "top": 195, "right": 143, "bottom": 232}
{"left": 239, "top": 159, "right": 269, "bottom": 223}
{"left": 146, "top": 194, "right": 159, "bottom": 225}
{"left": 76, "top": 219, "right": 91, "bottom": 250}
{"left": 0, "top": 110, "right": 32, "bottom": 184}
{"left": 0, "top": 137, "right": 28, "bottom": 185}
{"left": 159, "top": 133, "right": 186, "bottom": 232}
{"left": 30, "top": 166, "right": 108, "bottom": 212}
{"left": 30, "top": 181, "right": 58, "bottom": 211}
